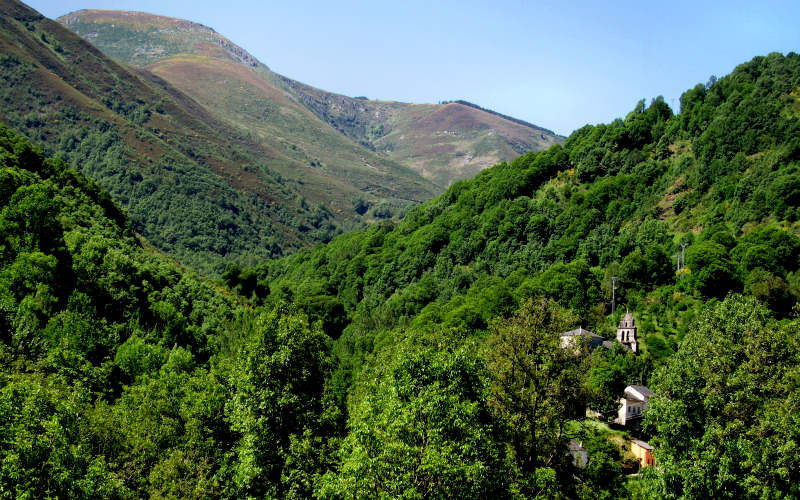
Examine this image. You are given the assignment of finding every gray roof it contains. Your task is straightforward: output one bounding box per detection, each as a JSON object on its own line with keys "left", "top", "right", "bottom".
{"left": 630, "top": 385, "right": 653, "bottom": 398}
{"left": 632, "top": 440, "right": 653, "bottom": 450}
{"left": 568, "top": 439, "right": 587, "bottom": 451}
{"left": 561, "top": 327, "right": 603, "bottom": 338}
{"left": 624, "top": 385, "right": 653, "bottom": 403}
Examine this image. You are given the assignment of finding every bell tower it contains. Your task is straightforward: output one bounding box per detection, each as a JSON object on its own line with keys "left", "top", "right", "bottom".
{"left": 616, "top": 310, "right": 638, "bottom": 354}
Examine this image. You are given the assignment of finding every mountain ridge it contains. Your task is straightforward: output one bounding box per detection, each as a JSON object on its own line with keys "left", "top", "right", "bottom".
{"left": 58, "top": 8, "right": 564, "bottom": 187}
{"left": 446, "top": 99, "right": 558, "bottom": 134}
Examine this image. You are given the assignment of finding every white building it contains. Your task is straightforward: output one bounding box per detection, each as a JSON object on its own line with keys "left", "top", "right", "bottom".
{"left": 616, "top": 385, "right": 652, "bottom": 426}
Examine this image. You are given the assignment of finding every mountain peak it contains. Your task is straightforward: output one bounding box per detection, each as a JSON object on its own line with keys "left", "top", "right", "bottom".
{"left": 61, "top": 9, "right": 214, "bottom": 33}
{"left": 59, "top": 9, "right": 264, "bottom": 69}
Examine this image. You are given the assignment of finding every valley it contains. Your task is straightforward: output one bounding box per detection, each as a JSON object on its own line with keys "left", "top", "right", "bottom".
{"left": 1, "top": 0, "right": 799, "bottom": 497}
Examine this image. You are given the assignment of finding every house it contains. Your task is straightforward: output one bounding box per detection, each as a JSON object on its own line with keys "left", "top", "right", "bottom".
{"left": 615, "top": 385, "right": 653, "bottom": 426}
{"left": 567, "top": 440, "right": 588, "bottom": 468}
{"left": 560, "top": 327, "right": 606, "bottom": 350}
{"left": 631, "top": 440, "right": 655, "bottom": 467}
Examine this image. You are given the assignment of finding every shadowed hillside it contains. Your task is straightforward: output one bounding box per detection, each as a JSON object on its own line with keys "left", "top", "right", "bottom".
{"left": 0, "top": 0, "right": 438, "bottom": 274}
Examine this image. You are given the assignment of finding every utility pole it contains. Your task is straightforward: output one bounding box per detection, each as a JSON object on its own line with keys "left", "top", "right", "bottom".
{"left": 680, "top": 242, "right": 688, "bottom": 279}
{"left": 611, "top": 276, "right": 618, "bottom": 315}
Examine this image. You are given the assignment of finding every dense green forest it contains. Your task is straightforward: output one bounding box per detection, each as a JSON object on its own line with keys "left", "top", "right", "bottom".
{"left": 235, "top": 52, "right": 800, "bottom": 496}
{"left": 0, "top": 123, "right": 344, "bottom": 497}
{"left": 252, "top": 52, "right": 800, "bottom": 358}
{"left": 2, "top": 52, "right": 800, "bottom": 498}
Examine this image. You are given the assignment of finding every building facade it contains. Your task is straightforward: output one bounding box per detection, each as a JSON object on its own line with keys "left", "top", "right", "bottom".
{"left": 616, "top": 385, "right": 652, "bottom": 426}
{"left": 631, "top": 440, "right": 655, "bottom": 467}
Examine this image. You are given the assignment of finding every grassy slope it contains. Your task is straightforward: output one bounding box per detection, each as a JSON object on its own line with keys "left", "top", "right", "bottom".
{"left": 59, "top": 9, "right": 562, "bottom": 190}
{"left": 278, "top": 77, "right": 565, "bottom": 186}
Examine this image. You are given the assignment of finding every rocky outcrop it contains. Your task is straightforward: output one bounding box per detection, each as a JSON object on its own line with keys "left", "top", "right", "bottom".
{"left": 216, "top": 38, "right": 258, "bottom": 68}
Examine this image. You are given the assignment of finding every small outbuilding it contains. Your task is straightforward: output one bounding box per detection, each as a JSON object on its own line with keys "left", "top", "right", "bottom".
{"left": 567, "top": 440, "right": 588, "bottom": 468}
{"left": 631, "top": 439, "right": 654, "bottom": 467}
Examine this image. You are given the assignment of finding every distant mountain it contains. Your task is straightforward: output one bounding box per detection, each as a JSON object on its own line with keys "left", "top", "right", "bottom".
{"left": 58, "top": 9, "right": 563, "bottom": 187}
{"left": 277, "top": 80, "right": 564, "bottom": 186}
{"left": 0, "top": 0, "right": 438, "bottom": 274}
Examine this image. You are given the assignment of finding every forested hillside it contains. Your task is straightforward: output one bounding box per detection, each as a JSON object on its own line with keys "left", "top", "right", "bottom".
{"left": 240, "top": 52, "right": 800, "bottom": 496}
{"left": 0, "top": 124, "right": 342, "bottom": 497}
{"left": 0, "top": 0, "right": 439, "bottom": 276}
{"left": 254, "top": 52, "right": 800, "bottom": 356}
{"left": 2, "top": 51, "right": 800, "bottom": 498}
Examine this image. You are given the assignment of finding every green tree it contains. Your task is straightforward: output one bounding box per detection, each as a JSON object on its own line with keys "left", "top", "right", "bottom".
{"left": 643, "top": 295, "right": 800, "bottom": 498}
{"left": 0, "top": 375, "right": 125, "bottom": 498}
{"left": 620, "top": 245, "right": 672, "bottom": 289}
{"left": 0, "top": 183, "right": 61, "bottom": 259}
{"left": 486, "top": 297, "right": 585, "bottom": 497}
{"left": 318, "top": 328, "right": 510, "bottom": 499}
{"left": 744, "top": 268, "right": 796, "bottom": 315}
{"left": 574, "top": 433, "right": 624, "bottom": 500}
{"left": 686, "top": 241, "right": 739, "bottom": 298}
{"left": 225, "top": 303, "right": 334, "bottom": 498}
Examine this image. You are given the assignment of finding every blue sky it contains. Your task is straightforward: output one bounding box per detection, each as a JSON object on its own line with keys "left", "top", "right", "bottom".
{"left": 26, "top": 0, "right": 800, "bottom": 136}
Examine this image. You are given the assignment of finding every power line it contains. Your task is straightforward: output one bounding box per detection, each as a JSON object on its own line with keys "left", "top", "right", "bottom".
{"left": 611, "top": 276, "right": 618, "bottom": 315}
{"left": 680, "top": 242, "right": 688, "bottom": 279}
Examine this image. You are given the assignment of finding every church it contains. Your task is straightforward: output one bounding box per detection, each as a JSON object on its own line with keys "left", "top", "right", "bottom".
{"left": 559, "top": 310, "right": 639, "bottom": 355}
